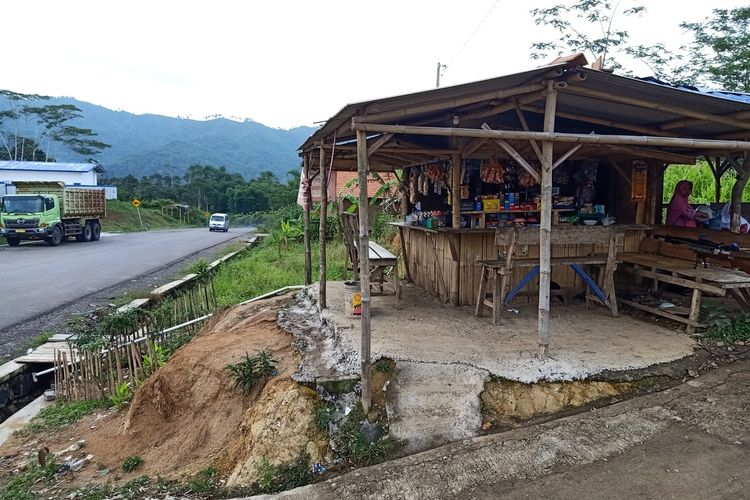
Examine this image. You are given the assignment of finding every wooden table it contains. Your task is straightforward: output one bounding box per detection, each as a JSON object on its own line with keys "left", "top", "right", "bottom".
{"left": 618, "top": 252, "right": 750, "bottom": 333}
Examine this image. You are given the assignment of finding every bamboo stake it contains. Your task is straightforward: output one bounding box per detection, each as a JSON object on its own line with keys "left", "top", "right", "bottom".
{"left": 61, "top": 351, "right": 69, "bottom": 402}
{"left": 54, "top": 350, "right": 60, "bottom": 401}
{"left": 303, "top": 154, "right": 313, "bottom": 285}
{"left": 114, "top": 345, "right": 123, "bottom": 385}
{"left": 319, "top": 142, "right": 328, "bottom": 308}
{"left": 538, "top": 80, "right": 558, "bottom": 358}
{"left": 357, "top": 130, "right": 373, "bottom": 416}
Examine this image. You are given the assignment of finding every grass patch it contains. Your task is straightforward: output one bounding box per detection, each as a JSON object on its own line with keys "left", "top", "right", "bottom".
{"left": 0, "top": 460, "right": 59, "bottom": 500}
{"left": 213, "top": 239, "right": 346, "bottom": 306}
{"left": 24, "top": 330, "right": 54, "bottom": 350}
{"left": 314, "top": 402, "right": 336, "bottom": 432}
{"left": 22, "top": 399, "right": 111, "bottom": 434}
{"left": 103, "top": 200, "right": 197, "bottom": 233}
{"left": 254, "top": 455, "right": 312, "bottom": 494}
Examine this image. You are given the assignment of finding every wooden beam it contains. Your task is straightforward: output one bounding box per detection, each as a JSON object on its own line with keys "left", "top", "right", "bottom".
{"left": 367, "top": 133, "right": 394, "bottom": 155}
{"left": 303, "top": 154, "right": 312, "bottom": 286}
{"left": 461, "top": 137, "right": 490, "bottom": 156}
{"left": 514, "top": 101, "right": 544, "bottom": 164}
{"left": 561, "top": 86, "right": 750, "bottom": 131}
{"left": 318, "top": 144, "right": 328, "bottom": 309}
{"left": 352, "top": 83, "right": 547, "bottom": 124}
{"left": 539, "top": 80, "right": 557, "bottom": 358}
{"left": 552, "top": 144, "right": 582, "bottom": 170}
{"left": 481, "top": 123, "right": 541, "bottom": 183}
{"left": 351, "top": 122, "right": 750, "bottom": 151}
{"left": 598, "top": 144, "right": 696, "bottom": 164}
{"left": 659, "top": 110, "right": 750, "bottom": 131}
{"left": 451, "top": 151, "right": 461, "bottom": 307}
{"left": 323, "top": 144, "right": 460, "bottom": 155}
{"left": 609, "top": 160, "right": 632, "bottom": 187}
{"left": 356, "top": 130, "right": 372, "bottom": 416}
{"left": 521, "top": 104, "right": 681, "bottom": 138}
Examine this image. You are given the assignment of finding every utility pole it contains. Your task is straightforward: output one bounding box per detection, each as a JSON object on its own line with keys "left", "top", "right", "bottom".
{"left": 436, "top": 62, "right": 447, "bottom": 88}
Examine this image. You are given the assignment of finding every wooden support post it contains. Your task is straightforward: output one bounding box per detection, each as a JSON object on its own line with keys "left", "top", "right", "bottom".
{"left": 451, "top": 151, "right": 462, "bottom": 306}
{"left": 539, "top": 81, "right": 557, "bottom": 358}
{"left": 356, "top": 130, "right": 372, "bottom": 416}
{"left": 730, "top": 153, "right": 749, "bottom": 233}
{"left": 318, "top": 144, "right": 328, "bottom": 308}
{"left": 303, "top": 154, "right": 312, "bottom": 286}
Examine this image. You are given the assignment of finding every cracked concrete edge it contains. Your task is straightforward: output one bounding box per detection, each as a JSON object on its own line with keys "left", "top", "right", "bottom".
{"left": 246, "top": 358, "right": 749, "bottom": 500}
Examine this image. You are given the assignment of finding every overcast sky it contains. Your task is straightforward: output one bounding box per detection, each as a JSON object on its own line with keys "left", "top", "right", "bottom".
{"left": 3, "top": 0, "right": 745, "bottom": 129}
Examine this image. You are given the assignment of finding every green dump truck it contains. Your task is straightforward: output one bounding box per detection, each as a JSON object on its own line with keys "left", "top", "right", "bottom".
{"left": 0, "top": 181, "right": 106, "bottom": 247}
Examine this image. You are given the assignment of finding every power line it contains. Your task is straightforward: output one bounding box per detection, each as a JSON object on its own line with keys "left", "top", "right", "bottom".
{"left": 446, "top": 0, "right": 501, "bottom": 69}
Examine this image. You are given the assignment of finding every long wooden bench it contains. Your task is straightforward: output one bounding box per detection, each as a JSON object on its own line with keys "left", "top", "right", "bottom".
{"left": 618, "top": 230, "right": 750, "bottom": 333}
{"left": 341, "top": 213, "right": 401, "bottom": 307}
{"left": 475, "top": 225, "right": 621, "bottom": 324}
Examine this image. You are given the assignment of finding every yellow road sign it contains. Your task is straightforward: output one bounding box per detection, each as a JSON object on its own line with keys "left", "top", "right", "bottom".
{"left": 131, "top": 198, "right": 141, "bottom": 207}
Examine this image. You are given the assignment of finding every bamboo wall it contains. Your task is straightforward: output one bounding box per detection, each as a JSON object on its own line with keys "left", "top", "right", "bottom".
{"left": 401, "top": 226, "right": 646, "bottom": 306}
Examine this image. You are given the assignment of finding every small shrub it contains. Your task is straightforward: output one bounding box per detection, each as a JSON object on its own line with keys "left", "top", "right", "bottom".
{"left": 110, "top": 382, "right": 132, "bottom": 409}
{"left": 704, "top": 302, "right": 750, "bottom": 343}
{"left": 374, "top": 359, "right": 391, "bottom": 372}
{"left": 143, "top": 345, "right": 167, "bottom": 375}
{"left": 122, "top": 456, "right": 144, "bottom": 473}
{"left": 226, "top": 350, "right": 277, "bottom": 394}
{"left": 335, "top": 404, "right": 395, "bottom": 466}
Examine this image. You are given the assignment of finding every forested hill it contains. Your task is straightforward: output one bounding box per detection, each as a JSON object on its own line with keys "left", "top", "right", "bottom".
{"left": 10, "top": 96, "right": 316, "bottom": 180}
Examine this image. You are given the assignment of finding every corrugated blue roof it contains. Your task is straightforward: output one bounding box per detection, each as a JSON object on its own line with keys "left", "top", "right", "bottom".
{"left": 0, "top": 161, "right": 106, "bottom": 173}
{"left": 636, "top": 76, "right": 750, "bottom": 104}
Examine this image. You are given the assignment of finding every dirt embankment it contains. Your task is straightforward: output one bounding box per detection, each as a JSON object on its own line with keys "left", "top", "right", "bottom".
{"left": 0, "top": 295, "right": 328, "bottom": 488}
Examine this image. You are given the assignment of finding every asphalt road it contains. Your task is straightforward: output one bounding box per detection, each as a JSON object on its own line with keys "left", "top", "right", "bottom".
{"left": 0, "top": 228, "right": 247, "bottom": 332}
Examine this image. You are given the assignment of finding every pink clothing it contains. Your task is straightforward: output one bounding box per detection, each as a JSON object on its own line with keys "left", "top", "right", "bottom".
{"left": 666, "top": 180, "right": 697, "bottom": 227}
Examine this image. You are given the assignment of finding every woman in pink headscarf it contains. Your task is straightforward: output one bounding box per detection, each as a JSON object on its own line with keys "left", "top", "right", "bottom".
{"left": 666, "top": 180, "right": 698, "bottom": 227}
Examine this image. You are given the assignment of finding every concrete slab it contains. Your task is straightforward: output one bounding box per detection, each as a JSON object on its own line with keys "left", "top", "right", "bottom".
{"left": 0, "top": 361, "right": 25, "bottom": 384}
{"left": 0, "top": 394, "right": 52, "bottom": 447}
{"left": 116, "top": 298, "right": 150, "bottom": 314}
{"left": 321, "top": 281, "right": 696, "bottom": 383}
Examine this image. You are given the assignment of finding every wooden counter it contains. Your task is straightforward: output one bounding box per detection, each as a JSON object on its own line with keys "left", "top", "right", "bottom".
{"left": 392, "top": 222, "right": 649, "bottom": 306}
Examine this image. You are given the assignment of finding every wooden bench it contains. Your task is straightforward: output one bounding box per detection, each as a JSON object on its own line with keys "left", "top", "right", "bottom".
{"left": 475, "top": 225, "right": 620, "bottom": 325}
{"left": 618, "top": 231, "right": 750, "bottom": 333}
{"left": 341, "top": 213, "right": 401, "bottom": 307}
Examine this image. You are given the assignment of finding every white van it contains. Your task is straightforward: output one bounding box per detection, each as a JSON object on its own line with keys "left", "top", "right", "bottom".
{"left": 208, "top": 213, "right": 229, "bottom": 232}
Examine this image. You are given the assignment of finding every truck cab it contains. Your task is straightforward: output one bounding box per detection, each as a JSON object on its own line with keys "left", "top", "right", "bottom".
{"left": 1, "top": 194, "right": 62, "bottom": 246}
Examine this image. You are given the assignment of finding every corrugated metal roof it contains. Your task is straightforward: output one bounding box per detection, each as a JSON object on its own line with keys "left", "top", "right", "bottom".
{"left": 0, "top": 161, "right": 106, "bottom": 173}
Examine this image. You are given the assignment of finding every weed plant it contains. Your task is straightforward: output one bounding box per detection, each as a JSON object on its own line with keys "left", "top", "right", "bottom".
{"left": 226, "top": 350, "right": 277, "bottom": 394}
{"left": 0, "top": 460, "right": 59, "bottom": 500}
{"left": 122, "top": 456, "right": 144, "bottom": 473}
{"left": 254, "top": 454, "right": 312, "bottom": 494}
{"left": 314, "top": 402, "right": 336, "bottom": 432}
{"left": 334, "top": 404, "right": 395, "bottom": 466}
{"left": 110, "top": 382, "right": 132, "bottom": 409}
{"left": 704, "top": 302, "right": 750, "bottom": 343}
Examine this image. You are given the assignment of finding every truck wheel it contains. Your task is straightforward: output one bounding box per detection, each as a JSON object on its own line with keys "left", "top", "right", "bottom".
{"left": 91, "top": 222, "right": 101, "bottom": 241}
{"left": 46, "top": 226, "right": 63, "bottom": 246}
{"left": 81, "top": 223, "right": 93, "bottom": 242}
{"left": 6, "top": 237, "right": 21, "bottom": 247}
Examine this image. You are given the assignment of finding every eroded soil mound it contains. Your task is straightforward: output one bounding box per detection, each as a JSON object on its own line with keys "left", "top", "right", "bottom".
{"left": 0, "top": 295, "right": 325, "bottom": 489}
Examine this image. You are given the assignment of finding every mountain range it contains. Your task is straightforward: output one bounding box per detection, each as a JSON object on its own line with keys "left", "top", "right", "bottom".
{"left": 3, "top": 96, "right": 317, "bottom": 181}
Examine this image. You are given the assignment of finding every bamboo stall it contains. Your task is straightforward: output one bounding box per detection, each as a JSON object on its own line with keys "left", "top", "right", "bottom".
{"left": 297, "top": 55, "right": 750, "bottom": 410}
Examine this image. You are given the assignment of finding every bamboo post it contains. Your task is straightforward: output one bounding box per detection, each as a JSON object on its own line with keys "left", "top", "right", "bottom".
{"left": 538, "top": 80, "right": 558, "bottom": 358}
{"left": 451, "top": 151, "right": 462, "bottom": 306}
{"left": 303, "top": 154, "right": 313, "bottom": 286}
{"left": 319, "top": 143, "right": 328, "bottom": 308}
{"left": 356, "top": 129, "right": 373, "bottom": 416}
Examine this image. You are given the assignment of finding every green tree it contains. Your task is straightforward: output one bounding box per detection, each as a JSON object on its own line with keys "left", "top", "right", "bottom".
{"left": 681, "top": 7, "right": 750, "bottom": 92}
{"left": 529, "top": 0, "right": 646, "bottom": 72}
{"left": 0, "top": 90, "right": 110, "bottom": 161}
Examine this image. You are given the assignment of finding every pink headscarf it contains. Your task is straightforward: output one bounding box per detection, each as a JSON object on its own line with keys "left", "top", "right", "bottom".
{"left": 666, "top": 180, "right": 696, "bottom": 227}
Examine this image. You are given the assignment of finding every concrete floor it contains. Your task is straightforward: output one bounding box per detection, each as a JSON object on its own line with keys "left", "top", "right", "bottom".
{"left": 322, "top": 281, "right": 696, "bottom": 383}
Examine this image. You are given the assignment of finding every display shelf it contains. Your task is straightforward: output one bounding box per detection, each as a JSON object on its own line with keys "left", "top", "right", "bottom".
{"left": 464, "top": 208, "right": 577, "bottom": 228}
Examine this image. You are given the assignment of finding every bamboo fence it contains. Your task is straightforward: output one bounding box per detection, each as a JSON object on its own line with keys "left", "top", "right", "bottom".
{"left": 53, "top": 279, "right": 216, "bottom": 402}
